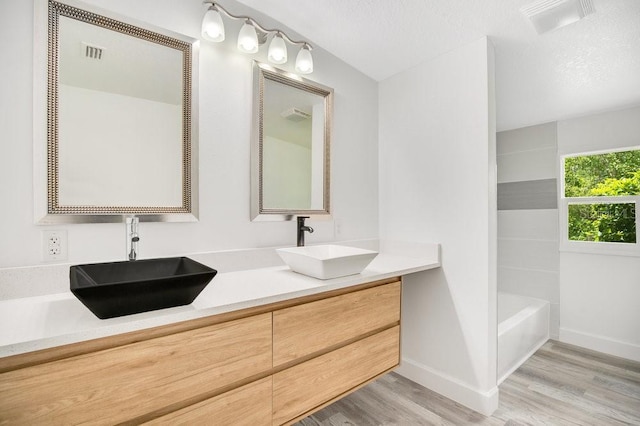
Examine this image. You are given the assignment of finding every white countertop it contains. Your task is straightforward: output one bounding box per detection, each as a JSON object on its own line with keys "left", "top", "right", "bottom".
{"left": 0, "top": 241, "right": 440, "bottom": 358}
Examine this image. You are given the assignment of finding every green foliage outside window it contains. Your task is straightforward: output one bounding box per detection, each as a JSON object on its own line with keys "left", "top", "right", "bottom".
{"left": 568, "top": 203, "right": 636, "bottom": 243}
{"left": 564, "top": 150, "right": 640, "bottom": 243}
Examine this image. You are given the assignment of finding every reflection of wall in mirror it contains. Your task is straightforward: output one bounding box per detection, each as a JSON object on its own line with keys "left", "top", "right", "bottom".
{"left": 263, "top": 136, "right": 312, "bottom": 209}
{"left": 58, "top": 85, "right": 182, "bottom": 207}
{"left": 59, "top": 16, "right": 183, "bottom": 107}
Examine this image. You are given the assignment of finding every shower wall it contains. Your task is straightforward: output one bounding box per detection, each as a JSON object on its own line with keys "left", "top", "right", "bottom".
{"left": 497, "top": 122, "right": 560, "bottom": 339}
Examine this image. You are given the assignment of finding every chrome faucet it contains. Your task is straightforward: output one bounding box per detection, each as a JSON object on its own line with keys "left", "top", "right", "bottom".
{"left": 297, "top": 216, "right": 314, "bottom": 247}
{"left": 126, "top": 216, "right": 140, "bottom": 261}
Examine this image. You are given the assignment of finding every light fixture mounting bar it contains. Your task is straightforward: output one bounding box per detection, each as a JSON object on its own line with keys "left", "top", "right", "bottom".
{"left": 203, "top": 1, "right": 312, "bottom": 50}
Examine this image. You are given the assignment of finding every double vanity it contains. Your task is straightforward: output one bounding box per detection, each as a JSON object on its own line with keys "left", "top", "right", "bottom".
{"left": 0, "top": 242, "right": 440, "bottom": 424}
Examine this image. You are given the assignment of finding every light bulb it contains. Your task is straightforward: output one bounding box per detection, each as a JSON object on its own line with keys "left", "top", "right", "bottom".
{"left": 295, "top": 45, "right": 313, "bottom": 74}
{"left": 268, "top": 33, "right": 288, "bottom": 64}
{"left": 237, "top": 21, "right": 258, "bottom": 53}
{"left": 201, "top": 6, "right": 225, "bottom": 42}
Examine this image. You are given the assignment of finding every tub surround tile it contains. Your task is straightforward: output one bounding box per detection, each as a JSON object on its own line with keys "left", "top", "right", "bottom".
{"left": 498, "top": 267, "right": 559, "bottom": 303}
{"left": 498, "top": 239, "right": 559, "bottom": 271}
{"left": 497, "top": 122, "right": 557, "bottom": 184}
{"left": 497, "top": 122, "right": 559, "bottom": 348}
{"left": 497, "top": 122, "right": 557, "bottom": 155}
{"left": 497, "top": 179, "right": 558, "bottom": 210}
{"left": 498, "top": 147, "right": 557, "bottom": 183}
{"left": 498, "top": 210, "right": 559, "bottom": 241}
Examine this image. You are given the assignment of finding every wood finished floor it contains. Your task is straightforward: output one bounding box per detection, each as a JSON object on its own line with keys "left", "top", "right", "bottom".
{"left": 295, "top": 341, "right": 640, "bottom": 426}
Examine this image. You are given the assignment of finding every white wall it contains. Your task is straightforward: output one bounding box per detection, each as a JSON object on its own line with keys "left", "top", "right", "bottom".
{"left": 0, "top": 0, "right": 379, "bottom": 268}
{"left": 379, "top": 37, "right": 498, "bottom": 415}
{"left": 497, "top": 123, "right": 560, "bottom": 339}
{"left": 557, "top": 106, "right": 640, "bottom": 362}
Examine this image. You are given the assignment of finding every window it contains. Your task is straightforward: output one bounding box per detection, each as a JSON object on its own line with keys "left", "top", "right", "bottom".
{"left": 560, "top": 147, "right": 640, "bottom": 256}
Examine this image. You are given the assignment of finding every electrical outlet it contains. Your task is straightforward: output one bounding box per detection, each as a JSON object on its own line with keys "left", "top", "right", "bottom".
{"left": 334, "top": 218, "right": 342, "bottom": 236}
{"left": 42, "top": 230, "right": 67, "bottom": 261}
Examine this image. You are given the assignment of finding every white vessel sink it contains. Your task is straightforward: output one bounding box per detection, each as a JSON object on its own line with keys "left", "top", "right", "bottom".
{"left": 276, "top": 245, "right": 378, "bottom": 280}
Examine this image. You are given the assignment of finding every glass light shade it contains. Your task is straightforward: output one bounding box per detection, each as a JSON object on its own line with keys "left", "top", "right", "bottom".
{"left": 237, "top": 21, "right": 259, "bottom": 53}
{"left": 295, "top": 45, "right": 313, "bottom": 74}
{"left": 268, "top": 34, "right": 288, "bottom": 64}
{"left": 202, "top": 7, "right": 225, "bottom": 42}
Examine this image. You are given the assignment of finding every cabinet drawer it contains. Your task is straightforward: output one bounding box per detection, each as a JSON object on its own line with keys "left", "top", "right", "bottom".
{"left": 0, "top": 313, "right": 272, "bottom": 425}
{"left": 272, "top": 326, "right": 400, "bottom": 425}
{"left": 145, "top": 377, "right": 272, "bottom": 425}
{"left": 273, "top": 281, "right": 400, "bottom": 366}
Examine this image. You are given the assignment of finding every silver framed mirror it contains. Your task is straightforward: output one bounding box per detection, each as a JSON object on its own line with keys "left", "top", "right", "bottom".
{"left": 33, "top": 0, "right": 199, "bottom": 223}
{"left": 251, "top": 62, "right": 333, "bottom": 221}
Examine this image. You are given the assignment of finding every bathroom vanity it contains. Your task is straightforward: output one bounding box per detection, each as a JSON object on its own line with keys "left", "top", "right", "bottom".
{"left": 0, "top": 242, "right": 440, "bottom": 425}
{"left": 0, "top": 279, "right": 399, "bottom": 425}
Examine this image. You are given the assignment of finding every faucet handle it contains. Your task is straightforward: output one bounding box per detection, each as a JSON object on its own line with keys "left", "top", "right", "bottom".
{"left": 296, "top": 216, "right": 313, "bottom": 246}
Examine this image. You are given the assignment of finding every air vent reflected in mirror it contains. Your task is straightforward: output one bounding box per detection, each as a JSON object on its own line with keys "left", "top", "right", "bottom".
{"left": 81, "top": 42, "right": 104, "bottom": 60}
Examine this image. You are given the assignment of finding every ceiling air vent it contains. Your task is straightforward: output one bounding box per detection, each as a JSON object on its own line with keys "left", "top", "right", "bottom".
{"left": 82, "top": 42, "right": 104, "bottom": 60}
{"left": 280, "top": 107, "right": 311, "bottom": 122}
{"left": 521, "top": 0, "right": 595, "bottom": 34}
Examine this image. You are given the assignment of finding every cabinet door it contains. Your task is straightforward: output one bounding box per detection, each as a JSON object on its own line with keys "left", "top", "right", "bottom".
{"left": 0, "top": 313, "right": 272, "bottom": 425}
{"left": 273, "top": 281, "right": 400, "bottom": 366}
{"left": 272, "top": 326, "right": 400, "bottom": 425}
{"left": 145, "top": 377, "right": 272, "bottom": 425}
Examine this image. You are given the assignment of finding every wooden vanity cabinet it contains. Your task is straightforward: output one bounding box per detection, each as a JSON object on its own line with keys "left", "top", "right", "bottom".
{"left": 0, "top": 277, "right": 401, "bottom": 425}
{"left": 273, "top": 281, "right": 401, "bottom": 366}
{"left": 145, "top": 377, "right": 273, "bottom": 426}
{"left": 0, "top": 313, "right": 273, "bottom": 425}
{"left": 272, "top": 280, "right": 401, "bottom": 425}
{"left": 273, "top": 327, "right": 400, "bottom": 425}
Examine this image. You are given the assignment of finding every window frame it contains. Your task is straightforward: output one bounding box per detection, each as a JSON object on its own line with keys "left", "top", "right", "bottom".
{"left": 559, "top": 146, "right": 640, "bottom": 257}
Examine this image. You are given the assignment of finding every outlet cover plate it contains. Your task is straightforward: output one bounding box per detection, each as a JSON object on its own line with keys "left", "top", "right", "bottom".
{"left": 42, "top": 230, "right": 68, "bottom": 261}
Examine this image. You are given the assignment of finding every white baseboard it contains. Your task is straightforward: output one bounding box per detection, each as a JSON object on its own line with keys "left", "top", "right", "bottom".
{"left": 395, "top": 357, "right": 499, "bottom": 416}
{"left": 560, "top": 327, "right": 640, "bottom": 362}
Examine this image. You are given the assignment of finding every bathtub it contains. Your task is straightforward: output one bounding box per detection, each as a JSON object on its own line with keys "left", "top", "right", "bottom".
{"left": 497, "top": 292, "right": 550, "bottom": 384}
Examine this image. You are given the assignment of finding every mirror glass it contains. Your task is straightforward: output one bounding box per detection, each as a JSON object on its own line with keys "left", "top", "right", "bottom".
{"left": 36, "top": 0, "right": 198, "bottom": 223}
{"left": 251, "top": 63, "right": 333, "bottom": 220}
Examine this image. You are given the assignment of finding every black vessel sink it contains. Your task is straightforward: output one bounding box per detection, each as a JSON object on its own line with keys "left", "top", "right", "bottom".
{"left": 70, "top": 257, "right": 217, "bottom": 319}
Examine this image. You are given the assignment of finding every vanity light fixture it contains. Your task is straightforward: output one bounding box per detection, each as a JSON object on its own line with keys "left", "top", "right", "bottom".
{"left": 201, "top": 4, "right": 225, "bottom": 42}
{"left": 295, "top": 44, "right": 313, "bottom": 74}
{"left": 237, "top": 19, "right": 259, "bottom": 53}
{"left": 268, "top": 32, "right": 287, "bottom": 64}
{"left": 201, "top": 1, "right": 314, "bottom": 74}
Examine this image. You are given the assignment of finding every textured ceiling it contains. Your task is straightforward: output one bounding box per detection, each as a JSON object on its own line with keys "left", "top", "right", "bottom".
{"left": 235, "top": 0, "right": 640, "bottom": 131}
